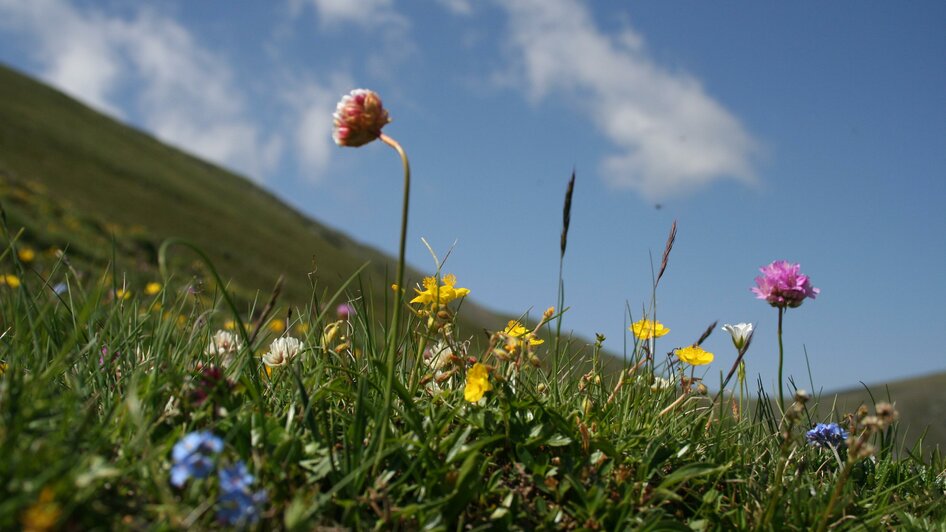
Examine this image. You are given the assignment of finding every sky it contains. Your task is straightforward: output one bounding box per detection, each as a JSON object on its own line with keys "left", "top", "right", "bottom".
{"left": 1, "top": 0, "right": 944, "bottom": 393}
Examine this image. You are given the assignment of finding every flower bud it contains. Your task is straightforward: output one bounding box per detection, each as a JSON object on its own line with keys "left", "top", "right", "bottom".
{"left": 332, "top": 89, "right": 391, "bottom": 147}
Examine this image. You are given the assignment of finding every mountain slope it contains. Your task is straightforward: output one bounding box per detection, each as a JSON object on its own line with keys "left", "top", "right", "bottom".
{"left": 0, "top": 62, "right": 506, "bottom": 335}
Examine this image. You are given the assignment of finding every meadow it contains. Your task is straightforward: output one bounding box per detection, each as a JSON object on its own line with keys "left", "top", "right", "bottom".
{"left": 1, "top": 78, "right": 945, "bottom": 530}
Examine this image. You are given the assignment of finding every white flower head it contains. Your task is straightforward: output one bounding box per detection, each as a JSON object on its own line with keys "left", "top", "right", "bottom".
{"left": 721, "top": 323, "right": 753, "bottom": 351}
{"left": 424, "top": 341, "right": 461, "bottom": 372}
{"left": 263, "top": 336, "right": 305, "bottom": 367}
{"left": 205, "top": 330, "right": 243, "bottom": 367}
{"left": 650, "top": 376, "right": 674, "bottom": 392}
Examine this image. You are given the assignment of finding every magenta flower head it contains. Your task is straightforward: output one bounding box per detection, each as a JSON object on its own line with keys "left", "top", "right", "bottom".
{"left": 752, "top": 260, "right": 819, "bottom": 308}
{"left": 336, "top": 303, "right": 354, "bottom": 321}
{"left": 332, "top": 89, "right": 391, "bottom": 147}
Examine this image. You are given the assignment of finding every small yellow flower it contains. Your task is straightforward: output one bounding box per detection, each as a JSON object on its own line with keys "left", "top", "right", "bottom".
{"left": 144, "top": 282, "right": 161, "bottom": 296}
{"left": 464, "top": 362, "right": 492, "bottom": 403}
{"left": 410, "top": 274, "right": 470, "bottom": 306}
{"left": 630, "top": 319, "right": 669, "bottom": 340}
{"left": 21, "top": 487, "right": 60, "bottom": 532}
{"left": 2, "top": 274, "right": 20, "bottom": 288}
{"left": 676, "top": 345, "right": 714, "bottom": 366}
{"left": 18, "top": 247, "right": 36, "bottom": 263}
{"left": 269, "top": 319, "right": 286, "bottom": 333}
{"left": 503, "top": 320, "right": 545, "bottom": 353}
{"left": 115, "top": 288, "right": 132, "bottom": 300}
{"left": 0, "top": 361, "right": 7, "bottom": 376}
{"left": 224, "top": 319, "right": 237, "bottom": 331}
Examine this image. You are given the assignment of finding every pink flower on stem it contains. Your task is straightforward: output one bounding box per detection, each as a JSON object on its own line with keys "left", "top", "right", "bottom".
{"left": 332, "top": 89, "right": 391, "bottom": 147}
{"left": 336, "top": 303, "right": 354, "bottom": 321}
{"left": 751, "top": 260, "right": 819, "bottom": 308}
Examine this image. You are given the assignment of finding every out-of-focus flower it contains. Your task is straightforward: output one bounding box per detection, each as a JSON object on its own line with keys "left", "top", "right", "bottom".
{"left": 630, "top": 319, "right": 669, "bottom": 340}
{"left": 424, "top": 340, "right": 461, "bottom": 371}
{"left": 224, "top": 319, "right": 237, "bottom": 331}
{"left": 721, "top": 323, "right": 753, "bottom": 351}
{"left": 502, "top": 320, "right": 544, "bottom": 355}
{"left": 0, "top": 362, "right": 7, "bottom": 376}
{"left": 191, "top": 365, "right": 234, "bottom": 405}
{"left": 2, "top": 274, "right": 21, "bottom": 288}
{"left": 217, "top": 461, "right": 267, "bottom": 527}
{"left": 115, "top": 288, "right": 131, "bottom": 300}
{"left": 18, "top": 247, "right": 36, "bottom": 263}
{"left": 410, "top": 274, "right": 470, "bottom": 307}
{"left": 333, "top": 89, "right": 391, "bottom": 147}
{"left": 52, "top": 282, "right": 67, "bottom": 295}
{"left": 649, "top": 376, "right": 674, "bottom": 392}
{"left": 145, "top": 282, "right": 162, "bottom": 296}
{"left": 676, "top": 345, "right": 714, "bottom": 366}
{"left": 21, "top": 487, "right": 60, "bottom": 532}
{"left": 464, "top": 363, "right": 492, "bottom": 403}
{"left": 751, "top": 260, "right": 819, "bottom": 308}
{"left": 336, "top": 303, "right": 354, "bottom": 320}
{"left": 268, "top": 319, "right": 286, "bottom": 334}
{"left": 805, "top": 423, "right": 848, "bottom": 448}
{"left": 262, "top": 336, "right": 304, "bottom": 367}
{"left": 170, "top": 431, "right": 223, "bottom": 487}
{"left": 205, "top": 330, "right": 243, "bottom": 367}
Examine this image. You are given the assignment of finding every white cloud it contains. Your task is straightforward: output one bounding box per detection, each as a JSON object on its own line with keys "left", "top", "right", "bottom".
{"left": 293, "top": 0, "right": 406, "bottom": 29}
{"left": 283, "top": 76, "right": 353, "bottom": 180}
{"left": 498, "top": 0, "right": 757, "bottom": 199}
{"left": 0, "top": 0, "right": 282, "bottom": 181}
{"left": 435, "top": 0, "right": 474, "bottom": 16}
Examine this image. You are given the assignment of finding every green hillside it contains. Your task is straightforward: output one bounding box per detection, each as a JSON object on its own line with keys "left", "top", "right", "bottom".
{"left": 819, "top": 371, "right": 946, "bottom": 455}
{"left": 0, "top": 62, "right": 506, "bottom": 337}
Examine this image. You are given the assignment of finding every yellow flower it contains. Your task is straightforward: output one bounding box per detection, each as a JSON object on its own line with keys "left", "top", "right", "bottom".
{"left": 269, "top": 319, "right": 286, "bottom": 333}
{"left": 676, "top": 345, "right": 714, "bottom": 366}
{"left": 630, "top": 319, "right": 669, "bottom": 340}
{"left": 0, "top": 361, "right": 7, "bottom": 376}
{"left": 224, "top": 319, "right": 237, "bottom": 331}
{"left": 410, "top": 274, "right": 470, "bottom": 306}
{"left": 144, "top": 282, "right": 162, "bottom": 296}
{"left": 2, "top": 274, "right": 20, "bottom": 288}
{"left": 18, "top": 247, "right": 36, "bottom": 263}
{"left": 115, "top": 288, "right": 132, "bottom": 300}
{"left": 503, "top": 320, "right": 545, "bottom": 353}
{"left": 464, "top": 362, "right": 492, "bottom": 403}
{"left": 21, "top": 487, "right": 60, "bottom": 532}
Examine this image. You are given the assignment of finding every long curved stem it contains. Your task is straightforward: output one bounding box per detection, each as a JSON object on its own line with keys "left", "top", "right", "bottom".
{"left": 777, "top": 307, "right": 785, "bottom": 413}
{"left": 375, "top": 133, "right": 410, "bottom": 470}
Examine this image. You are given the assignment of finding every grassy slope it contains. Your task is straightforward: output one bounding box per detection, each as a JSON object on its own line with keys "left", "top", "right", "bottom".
{"left": 0, "top": 63, "right": 508, "bottom": 338}
{"left": 819, "top": 371, "right": 946, "bottom": 454}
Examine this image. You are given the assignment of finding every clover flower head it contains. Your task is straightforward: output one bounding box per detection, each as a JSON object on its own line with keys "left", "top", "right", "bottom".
{"left": 170, "top": 431, "right": 223, "bottom": 487}
{"left": 262, "top": 336, "right": 304, "bottom": 367}
{"left": 721, "top": 323, "right": 753, "bottom": 351}
{"left": 464, "top": 362, "right": 492, "bottom": 403}
{"left": 217, "top": 461, "right": 267, "bottom": 527}
{"left": 805, "top": 423, "right": 848, "bottom": 448}
{"left": 676, "top": 345, "right": 714, "bottom": 366}
{"left": 333, "top": 89, "right": 391, "bottom": 147}
{"left": 630, "top": 319, "right": 669, "bottom": 340}
{"left": 752, "top": 260, "right": 819, "bottom": 308}
{"left": 424, "top": 340, "right": 460, "bottom": 372}
{"left": 205, "top": 330, "right": 243, "bottom": 366}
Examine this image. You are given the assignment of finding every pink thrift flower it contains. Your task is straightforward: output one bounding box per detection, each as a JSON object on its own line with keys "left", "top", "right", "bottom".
{"left": 751, "top": 260, "right": 820, "bottom": 308}
{"left": 332, "top": 89, "right": 390, "bottom": 147}
{"left": 336, "top": 303, "right": 354, "bottom": 321}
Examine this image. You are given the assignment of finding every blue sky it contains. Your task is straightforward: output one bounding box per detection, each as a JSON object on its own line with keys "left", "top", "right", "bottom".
{"left": 1, "top": 0, "right": 944, "bottom": 392}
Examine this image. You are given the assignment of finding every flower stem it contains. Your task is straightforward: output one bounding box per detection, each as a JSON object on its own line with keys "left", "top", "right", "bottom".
{"left": 777, "top": 306, "right": 785, "bottom": 413}
{"left": 375, "top": 132, "right": 410, "bottom": 471}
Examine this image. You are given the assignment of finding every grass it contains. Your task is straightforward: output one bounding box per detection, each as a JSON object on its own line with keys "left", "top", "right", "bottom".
{"left": 2, "top": 212, "right": 945, "bottom": 529}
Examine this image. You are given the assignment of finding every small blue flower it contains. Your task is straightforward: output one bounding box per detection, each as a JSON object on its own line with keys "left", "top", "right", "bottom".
{"left": 805, "top": 423, "right": 849, "bottom": 448}
{"left": 217, "top": 461, "right": 267, "bottom": 527}
{"left": 170, "top": 431, "right": 223, "bottom": 487}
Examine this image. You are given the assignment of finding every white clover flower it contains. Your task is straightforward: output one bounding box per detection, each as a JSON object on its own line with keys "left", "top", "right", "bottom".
{"left": 424, "top": 341, "right": 459, "bottom": 372}
{"left": 721, "top": 323, "right": 753, "bottom": 351}
{"left": 263, "top": 336, "right": 305, "bottom": 367}
{"left": 650, "top": 376, "right": 674, "bottom": 392}
{"left": 205, "top": 330, "right": 243, "bottom": 367}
